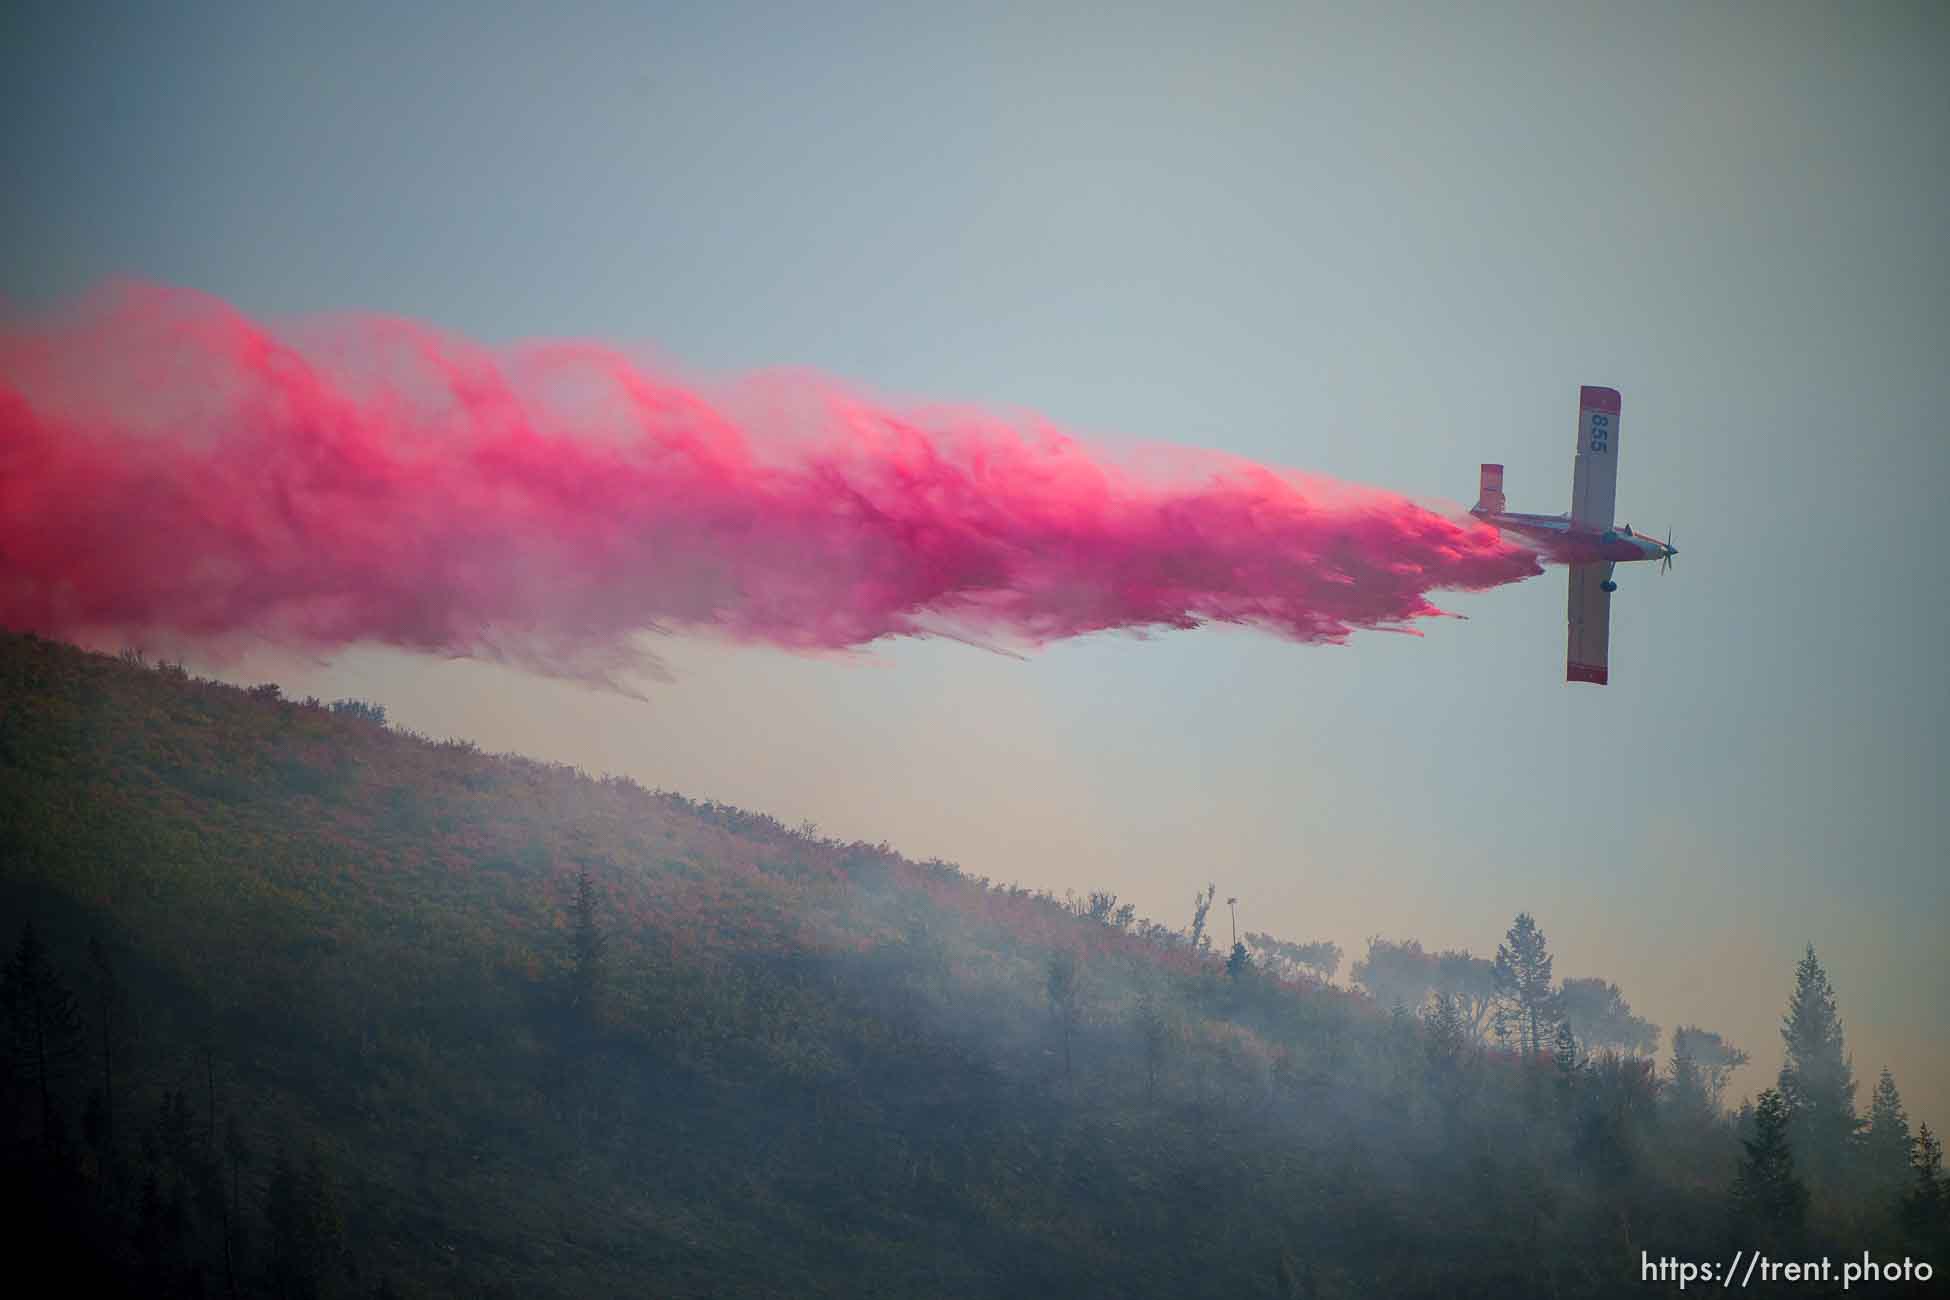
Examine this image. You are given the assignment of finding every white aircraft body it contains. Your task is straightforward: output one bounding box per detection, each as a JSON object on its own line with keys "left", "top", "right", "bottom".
{"left": 1468, "top": 386, "right": 1676, "bottom": 686}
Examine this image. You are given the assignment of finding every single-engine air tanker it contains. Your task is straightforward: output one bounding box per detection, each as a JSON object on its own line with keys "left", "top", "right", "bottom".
{"left": 1469, "top": 386, "right": 1676, "bottom": 686}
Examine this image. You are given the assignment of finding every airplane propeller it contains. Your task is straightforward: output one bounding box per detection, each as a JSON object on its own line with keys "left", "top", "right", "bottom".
{"left": 1660, "top": 527, "right": 1676, "bottom": 575}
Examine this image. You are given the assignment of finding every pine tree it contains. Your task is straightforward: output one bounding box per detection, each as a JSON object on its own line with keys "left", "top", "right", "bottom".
{"left": 1552, "top": 1019, "right": 1583, "bottom": 1126}
{"left": 1424, "top": 992, "right": 1469, "bottom": 1074}
{"left": 1731, "top": 1089, "right": 1809, "bottom": 1243}
{"left": 1777, "top": 945, "right": 1859, "bottom": 1179}
{"left": 1862, "top": 1068, "right": 1913, "bottom": 1203}
{"left": 3, "top": 921, "right": 88, "bottom": 1150}
{"left": 1226, "top": 941, "right": 1254, "bottom": 983}
{"left": 1422, "top": 993, "right": 1473, "bottom": 1132}
{"left": 1904, "top": 1124, "right": 1946, "bottom": 1245}
{"left": 1553, "top": 1020, "right": 1582, "bottom": 1077}
{"left": 1666, "top": 1039, "right": 1714, "bottom": 1128}
{"left": 1492, "top": 913, "right": 1557, "bottom": 1057}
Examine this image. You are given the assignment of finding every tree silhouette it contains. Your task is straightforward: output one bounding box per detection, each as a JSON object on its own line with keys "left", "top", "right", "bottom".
{"left": 1423, "top": 992, "right": 1472, "bottom": 1110}
{"left": 1904, "top": 1124, "right": 1946, "bottom": 1247}
{"left": 1552, "top": 1020, "right": 1582, "bottom": 1078}
{"left": 1576, "top": 1050, "right": 1660, "bottom": 1183}
{"left": 1731, "top": 1089, "right": 1809, "bottom": 1244}
{"left": 1492, "top": 913, "right": 1557, "bottom": 1058}
{"left": 1863, "top": 1068, "right": 1914, "bottom": 1204}
{"left": 1187, "top": 884, "right": 1217, "bottom": 955}
{"left": 1777, "top": 945, "right": 1859, "bottom": 1180}
{"left": 3, "top": 921, "right": 87, "bottom": 1151}
{"left": 1226, "top": 941, "right": 1253, "bottom": 983}
{"left": 327, "top": 698, "right": 387, "bottom": 726}
{"left": 1352, "top": 937, "right": 1437, "bottom": 1015}
{"left": 1666, "top": 1038, "right": 1714, "bottom": 1128}
{"left": 1557, "top": 977, "right": 1659, "bottom": 1055}
{"left": 1671, "top": 1025, "right": 1749, "bottom": 1111}
{"left": 1433, "top": 949, "right": 1497, "bottom": 1043}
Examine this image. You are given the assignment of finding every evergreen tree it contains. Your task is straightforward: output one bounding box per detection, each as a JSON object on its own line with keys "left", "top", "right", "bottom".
{"left": 1903, "top": 1124, "right": 1946, "bottom": 1246}
{"left": 3, "top": 920, "right": 87, "bottom": 1149}
{"left": 1492, "top": 913, "right": 1557, "bottom": 1057}
{"left": 1777, "top": 945, "right": 1859, "bottom": 1179}
{"left": 1577, "top": 1050, "right": 1660, "bottom": 1183}
{"left": 1861, "top": 1068, "right": 1913, "bottom": 1203}
{"left": 1226, "top": 940, "right": 1253, "bottom": 983}
{"left": 1552, "top": 1020, "right": 1583, "bottom": 1125}
{"left": 1552, "top": 1020, "right": 1581, "bottom": 1077}
{"left": 1422, "top": 993, "right": 1474, "bottom": 1133}
{"left": 1666, "top": 1038, "right": 1714, "bottom": 1128}
{"left": 1424, "top": 992, "right": 1469, "bottom": 1074}
{"left": 1731, "top": 1089, "right": 1809, "bottom": 1244}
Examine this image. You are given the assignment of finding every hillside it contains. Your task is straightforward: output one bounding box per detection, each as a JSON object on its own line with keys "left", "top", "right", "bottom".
{"left": 0, "top": 631, "right": 1939, "bottom": 1298}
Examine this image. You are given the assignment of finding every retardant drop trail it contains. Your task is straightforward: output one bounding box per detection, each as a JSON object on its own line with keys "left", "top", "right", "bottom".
{"left": 0, "top": 282, "right": 1543, "bottom": 686}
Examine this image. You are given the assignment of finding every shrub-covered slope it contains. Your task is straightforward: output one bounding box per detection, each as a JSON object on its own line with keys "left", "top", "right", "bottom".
{"left": 0, "top": 632, "right": 1936, "bottom": 1298}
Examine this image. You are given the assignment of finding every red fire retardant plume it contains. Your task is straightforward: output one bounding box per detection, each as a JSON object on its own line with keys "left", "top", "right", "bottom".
{"left": 0, "top": 283, "right": 1542, "bottom": 687}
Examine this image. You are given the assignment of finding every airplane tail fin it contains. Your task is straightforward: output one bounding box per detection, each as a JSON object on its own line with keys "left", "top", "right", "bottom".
{"left": 1476, "top": 463, "right": 1506, "bottom": 514}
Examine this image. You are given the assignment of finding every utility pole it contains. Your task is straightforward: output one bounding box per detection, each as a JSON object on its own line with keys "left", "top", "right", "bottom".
{"left": 1226, "top": 897, "right": 1239, "bottom": 949}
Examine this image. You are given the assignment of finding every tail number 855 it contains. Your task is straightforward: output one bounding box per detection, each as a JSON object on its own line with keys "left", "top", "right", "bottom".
{"left": 1589, "top": 414, "right": 1610, "bottom": 454}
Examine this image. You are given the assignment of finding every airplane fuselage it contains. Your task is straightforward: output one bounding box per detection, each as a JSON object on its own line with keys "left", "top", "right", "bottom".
{"left": 1468, "top": 508, "right": 1674, "bottom": 567}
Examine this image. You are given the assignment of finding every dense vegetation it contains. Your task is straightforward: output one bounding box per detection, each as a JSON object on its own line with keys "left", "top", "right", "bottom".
{"left": 1, "top": 631, "right": 1941, "bottom": 1297}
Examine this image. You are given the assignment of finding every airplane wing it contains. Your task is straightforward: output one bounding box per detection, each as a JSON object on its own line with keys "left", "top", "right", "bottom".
{"left": 1569, "top": 385, "right": 1621, "bottom": 527}
{"left": 1566, "top": 562, "right": 1612, "bottom": 685}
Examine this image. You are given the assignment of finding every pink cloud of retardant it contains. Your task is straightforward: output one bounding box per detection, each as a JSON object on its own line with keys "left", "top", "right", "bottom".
{"left": 0, "top": 282, "right": 1541, "bottom": 688}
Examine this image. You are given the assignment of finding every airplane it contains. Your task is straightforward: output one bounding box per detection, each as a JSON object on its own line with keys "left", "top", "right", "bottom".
{"left": 1468, "top": 385, "right": 1676, "bottom": 686}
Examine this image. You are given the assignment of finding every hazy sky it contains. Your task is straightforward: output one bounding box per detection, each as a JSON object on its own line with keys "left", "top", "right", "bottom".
{"left": 6, "top": 1, "right": 1945, "bottom": 1122}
